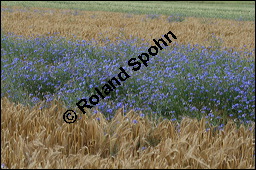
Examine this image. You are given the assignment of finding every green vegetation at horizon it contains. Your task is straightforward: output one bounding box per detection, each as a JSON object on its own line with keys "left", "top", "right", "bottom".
{"left": 1, "top": 1, "right": 255, "bottom": 21}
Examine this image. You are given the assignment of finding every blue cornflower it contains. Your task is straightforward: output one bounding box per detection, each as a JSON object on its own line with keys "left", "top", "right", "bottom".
{"left": 133, "top": 120, "right": 138, "bottom": 124}
{"left": 141, "top": 146, "right": 147, "bottom": 151}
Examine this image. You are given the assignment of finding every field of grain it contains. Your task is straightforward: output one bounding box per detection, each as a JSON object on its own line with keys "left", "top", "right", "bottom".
{"left": 1, "top": 6, "right": 255, "bottom": 51}
{"left": 1, "top": 97, "right": 255, "bottom": 169}
{"left": 1, "top": 1, "right": 255, "bottom": 169}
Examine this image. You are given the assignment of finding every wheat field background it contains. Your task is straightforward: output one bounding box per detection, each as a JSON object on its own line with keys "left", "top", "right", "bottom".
{"left": 1, "top": 1, "right": 255, "bottom": 169}
{"left": 1, "top": 5, "right": 255, "bottom": 51}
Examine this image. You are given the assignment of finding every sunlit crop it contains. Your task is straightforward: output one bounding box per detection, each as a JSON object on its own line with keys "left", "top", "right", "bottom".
{"left": 1, "top": 97, "right": 255, "bottom": 169}
{"left": 1, "top": 6, "right": 255, "bottom": 51}
{"left": 1, "top": 4, "right": 255, "bottom": 169}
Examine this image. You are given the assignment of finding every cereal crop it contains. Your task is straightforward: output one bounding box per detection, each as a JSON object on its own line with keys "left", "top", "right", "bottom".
{"left": 1, "top": 6, "right": 255, "bottom": 51}
{"left": 1, "top": 97, "right": 255, "bottom": 169}
{"left": 1, "top": 1, "right": 255, "bottom": 169}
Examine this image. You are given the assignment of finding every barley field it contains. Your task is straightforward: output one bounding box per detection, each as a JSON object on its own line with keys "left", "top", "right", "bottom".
{"left": 1, "top": 5, "right": 255, "bottom": 51}
{"left": 1, "top": 1, "right": 255, "bottom": 169}
{"left": 1, "top": 97, "right": 255, "bottom": 169}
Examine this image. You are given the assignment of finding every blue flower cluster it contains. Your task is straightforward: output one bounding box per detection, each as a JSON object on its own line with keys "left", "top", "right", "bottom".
{"left": 167, "top": 14, "right": 185, "bottom": 22}
{"left": 146, "top": 14, "right": 160, "bottom": 20}
{"left": 1, "top": 33, "right": 255, "bottom": 126}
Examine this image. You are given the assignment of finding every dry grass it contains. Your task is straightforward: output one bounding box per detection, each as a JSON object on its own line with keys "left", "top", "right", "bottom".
{"left": 1, "top": 6, "right": 255, "bottom": 51}
{"left": 1, "top": 97, "right": 255, "bottom": 169}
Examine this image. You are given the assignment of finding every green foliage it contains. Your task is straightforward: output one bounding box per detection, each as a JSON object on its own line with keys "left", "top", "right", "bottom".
{"left": 1, "top": 1, "right": 255, "bottom": 21}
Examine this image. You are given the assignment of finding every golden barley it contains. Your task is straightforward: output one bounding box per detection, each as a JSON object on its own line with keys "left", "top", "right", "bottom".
{"left": 1, "top": 97, "right": 255, "bottom": 169}
{"left": 1, "top": 6, "right": 255, "bottom": 51}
